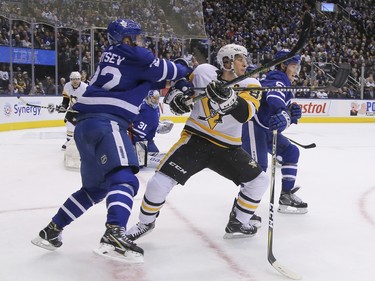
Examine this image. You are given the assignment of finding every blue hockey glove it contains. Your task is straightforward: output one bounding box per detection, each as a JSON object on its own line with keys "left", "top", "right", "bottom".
{"left": 173, "top": 77, "right": 194, "bottom": 95}
{"left": 288, "top": 103, "right": 302, "bottom": 124}
{"left": 269, "top": 111, "right": 291, "bottom": 132}
{"left": 174, "top": 58, "right": 193, "bottom": 78}
{"left": 205, "top": 81, "right": 238, "bottom": 113}
{"left": 164, "top": 88, "right": 192, "bottom": 115}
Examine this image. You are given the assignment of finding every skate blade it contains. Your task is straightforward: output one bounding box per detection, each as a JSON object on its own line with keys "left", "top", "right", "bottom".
{"left": 223, "top": 232, "right": 256, "bottom": 239}
{"left": 278, "top": 205, "right": 308, "bottom": 214}
{"left": 31, "top": 236, "right": 59, "bottom": 251}
{"left": 93, "top": 243, "right": 144, "bottom": 263}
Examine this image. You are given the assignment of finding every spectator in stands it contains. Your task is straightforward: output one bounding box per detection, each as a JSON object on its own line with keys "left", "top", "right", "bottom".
{"left": 43, "top": 76, "right": 56, "bottom": 95}
{"left": 0, "top": 64, "right": 9, "bottom": 93}
{"left": 58, "top": 77, "right": 66, "bottom": 95}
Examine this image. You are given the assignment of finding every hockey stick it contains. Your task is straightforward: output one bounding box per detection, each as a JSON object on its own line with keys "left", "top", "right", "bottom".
{"left": 186, "top": 11, "right": 312, "bottom": 106}
{"left": 17, "top": 95, "right": 57, "bottom": 113}
{"left": 286, "top": 137, "right": 316, "bottom": 149}
{"left": 193, "top": 63, "right": 351, "bottom": 94}
{"left": 268, "top": 130, "right": 302, "bottom": 280}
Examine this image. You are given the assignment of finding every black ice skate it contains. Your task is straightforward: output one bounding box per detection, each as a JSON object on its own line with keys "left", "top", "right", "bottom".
{"left": 93, "top": 224, "right": 144, "bottom": 263}
{"left": 278, "top": 187, "right": 308, "bottom": 214}
{"left": 250, "top": 213, "right": 262, "bottom": 228}
{"left": 125, "top": 221, "right": 156, "bottom": 241}
{"left": 31, "top": 221, "right": 63, "bottom": 251}
{"left": 223, "top": 210, "right": 257, "bottom": 239}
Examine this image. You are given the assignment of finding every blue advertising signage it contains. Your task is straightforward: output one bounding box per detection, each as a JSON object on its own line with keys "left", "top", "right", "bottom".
{"left": 0, "top": 46, "right": 56, "bottom": 66}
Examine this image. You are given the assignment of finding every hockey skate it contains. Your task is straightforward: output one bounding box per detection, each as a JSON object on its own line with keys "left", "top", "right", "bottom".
{"left": 278, "top": 187, "right": 308, "bottom": 214}
{"left": 223, "top": 210, "right": 257, "bottom": 239}
{"left": 125, "top": 221, "right": 155, "bottom": 241}
{"left": 93, "top": 224, "right": 144, "bottom": 263}
{"left": 31, "top": 221, "right": 63, "bottom": 251}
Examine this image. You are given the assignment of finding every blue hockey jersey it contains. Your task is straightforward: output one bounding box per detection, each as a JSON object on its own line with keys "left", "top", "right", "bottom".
{"left": 132, "top": 100, "right": 160, "bottom": 144}
{"left": 73, "top": 43, "right": 190, "bottom": 123}
{"left": 254, "top": 70, "right": 294, "bottom": 128}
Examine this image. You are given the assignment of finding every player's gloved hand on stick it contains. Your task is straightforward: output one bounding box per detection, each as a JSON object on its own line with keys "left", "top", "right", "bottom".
{"left": 56, "top": 104, "right": 67, "bottom": 113}
{"left": 269, "top": 111, "right": 291, "bottom": 132}
{"left": 164, "top": 88, "right": 193, "bottom": 115}
{"left": 47, "top": 103, "right": 55, "bottom": 113}
{"left": 205, "top": 80, "right": 238, "bottom": 113}
{"left": 288, "top": 103, "right": 302, "bottom": 124}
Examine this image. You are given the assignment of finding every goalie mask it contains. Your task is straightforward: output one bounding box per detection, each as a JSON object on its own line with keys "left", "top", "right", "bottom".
{"left": 217, "top": 44, "right": 248, "bottom": 74}
{"left": 145, "top": 90, "right": 160, "bottom": 109}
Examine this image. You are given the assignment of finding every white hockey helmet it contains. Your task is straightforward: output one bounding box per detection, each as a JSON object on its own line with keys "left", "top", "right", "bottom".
{"left": 145, "top": 90, "right": 160, "bottom": 109}
{"left": 69, "top": 71, "right": 81, "bottom": 80}
{"left": 217, "top": 44, "right": 248, "bottom": 71}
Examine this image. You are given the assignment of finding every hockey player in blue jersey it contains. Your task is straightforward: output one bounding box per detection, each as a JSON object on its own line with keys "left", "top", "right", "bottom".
{"left": 131, "top": 90, "right": 162, "bottom": 154}
{"left": 242, "top": 49, "right": 308, "bottom": 214}
{"left": 31, "top": 18, "right": 192, "bottom": 262}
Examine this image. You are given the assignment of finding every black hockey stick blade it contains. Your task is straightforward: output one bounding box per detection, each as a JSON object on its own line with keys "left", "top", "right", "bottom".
{"left": 287, "top": 137, "right": 316, "bottom": 149}
{"left": 331, "top": 63, "right": 351, "bottom": 88}
{"left": 223, "top": 11, "right": 312, "bottom": 88}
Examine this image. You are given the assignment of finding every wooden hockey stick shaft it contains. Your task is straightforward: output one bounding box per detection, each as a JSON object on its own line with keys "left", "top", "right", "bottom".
{"left": 268, "top": 130, "right": 302, "bottom": 280}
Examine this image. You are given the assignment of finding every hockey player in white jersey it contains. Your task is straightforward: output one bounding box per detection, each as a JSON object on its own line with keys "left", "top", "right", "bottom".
{"left": 126, "top": 44, "right": 269, "bottom": 241}
{"left": 57, "top": 71, "right": 88, "bottom": 150}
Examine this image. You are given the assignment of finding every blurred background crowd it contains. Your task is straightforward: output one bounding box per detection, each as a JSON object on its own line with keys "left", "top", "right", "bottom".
{"left": 0, "top": 0, "right": 373, "bottom": 99}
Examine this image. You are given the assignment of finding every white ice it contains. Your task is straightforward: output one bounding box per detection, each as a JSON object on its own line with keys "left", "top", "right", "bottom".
{"left": 1, "top": 122, "right": 375, "bottom": 281}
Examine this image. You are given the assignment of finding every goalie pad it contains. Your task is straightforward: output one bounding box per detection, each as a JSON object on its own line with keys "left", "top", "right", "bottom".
{"left": 157, "top": 120, "right": 174, "bottom": 134}
{"left": 64, "top": 139, "right": 80, "bottom": 170}
{"left": 135, "top": 141, "right": 148, "bottom": 168}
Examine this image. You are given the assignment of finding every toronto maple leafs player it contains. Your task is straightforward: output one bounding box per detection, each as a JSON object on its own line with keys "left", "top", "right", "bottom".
{"left": 31, "top": 18, "right": 192, "bottom": 262}
{"left": 242, "top": 49, "right": 308, "bottom": 214}
{"left": 131, "top": 90, "right": 173, "bottom": 154}
{"left": 125, "top": 44, "right": 269, "bottom": 241}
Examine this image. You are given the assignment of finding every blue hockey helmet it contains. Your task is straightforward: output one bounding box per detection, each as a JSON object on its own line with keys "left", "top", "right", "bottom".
{"left": 274, "top": 49, "right": 301, "bottom": 66}
{"left": 107, "top": 19, "right": 142, "bottom": 45}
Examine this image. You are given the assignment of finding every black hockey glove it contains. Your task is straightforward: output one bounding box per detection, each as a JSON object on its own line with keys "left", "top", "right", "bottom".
{"left": 205, "top": 81, "right": 238, "bottom": 113}
{"left": 47, "top": 103, "right": 55, "bottom": 113}
{"left": 65, "top": 110, "right": 79, "bottom": 126}
{"left": 164, "top": 88, "right": 192, "bottom": 115}
{"left": 56, "top": 104, "right": 67, "bottom": 113}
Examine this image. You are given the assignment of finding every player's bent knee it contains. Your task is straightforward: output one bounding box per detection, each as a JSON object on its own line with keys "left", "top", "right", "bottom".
{"left": 145, "top": 172, "right": 177, "bottom": 201}
{"left": 83, "top": 187, "right": 107, "bottom": 204}
{"left": 281, "top": 143, "right": 300, "bottom": 163}
{"left": 106, "top": 167, "right": 140, "bottom": 196}
{"left": 242, "top": 171, "right": 269, "bottom": 199}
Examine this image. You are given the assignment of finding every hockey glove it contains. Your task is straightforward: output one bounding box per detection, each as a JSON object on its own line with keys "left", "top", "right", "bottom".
{"left": 288, "top": 103, "right": 302, "bottom": 124}
{"left": 269, "top": 111, "right": 291, "bottom": 132}
{"left": 157, "top": 120, "right": 174, "bottom": 134}
{"left": 65, "top": 110, "right": 79, "bottom": 126}
{"left": 164, "top": 89, "right": 192, "bottom": 115}
{"left": 174, "top": 58, "right": 193, "bottom": 79}
{"left": 56, "top": 104, "right": 67, "bottom": 113}
{"left": 206, "top": 81, "right": 238, "bottom": 113}
{"left": 47, "top": 103, "right": 55, "bottom": 113}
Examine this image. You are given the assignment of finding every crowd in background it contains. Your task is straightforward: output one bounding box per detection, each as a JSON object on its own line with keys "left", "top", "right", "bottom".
{"left": 0, "top": 0, "right": 374, "bottom": 99}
